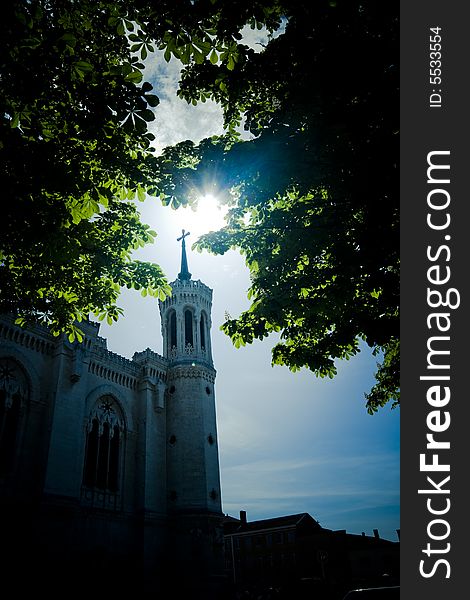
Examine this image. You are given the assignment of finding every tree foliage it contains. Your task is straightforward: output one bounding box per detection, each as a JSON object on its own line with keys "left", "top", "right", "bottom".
{"left": 1, "top": 0, "right": 279, "bottom": 340}
{"left": 2, "top": 0, "right": 399, "bottom": 411}
{"left": 2, "top": 1, "right": 161, "bottom": 340}
{"left": 155, "top": 0, "right": 399, "bottom": 412}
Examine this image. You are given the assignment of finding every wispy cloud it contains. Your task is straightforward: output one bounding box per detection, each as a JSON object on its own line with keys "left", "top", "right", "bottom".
{"left": 222, "top": 453, "right": 399, "bottom": 474}
{"left": 219, "top": 452, "right": 399, "bottom": 534}
{"left": 141, "top": 20, "right": 287, "bottom": 154}
{"left": 143, "top": 52, "right": 224, "bottom": 154}
{"left": 239, "top": 19, "right": 287, "bottom": 52}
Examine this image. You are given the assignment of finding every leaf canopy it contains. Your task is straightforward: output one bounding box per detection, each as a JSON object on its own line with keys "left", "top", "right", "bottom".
{"left": 1, "top": 0, "right": 399, "bottom": 411}
{"left": 1, "top": 0, "right": 281, "bottom": 337}
{"left": 154, "top": 0, "right": 399, "bottom": 412}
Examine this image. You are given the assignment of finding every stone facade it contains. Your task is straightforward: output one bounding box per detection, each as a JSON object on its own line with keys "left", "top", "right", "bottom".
{"left": 0, "top": 255, "right": 224, "bottom": 596}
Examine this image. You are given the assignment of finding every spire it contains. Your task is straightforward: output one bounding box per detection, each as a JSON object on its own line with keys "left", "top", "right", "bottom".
{"left": 177, "top": 229, "right": 192, "bottom": 280}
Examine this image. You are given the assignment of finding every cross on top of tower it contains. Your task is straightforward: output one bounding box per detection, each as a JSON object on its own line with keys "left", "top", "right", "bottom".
{"left": 177, "top": 229, "right": 192, "bottom": 280}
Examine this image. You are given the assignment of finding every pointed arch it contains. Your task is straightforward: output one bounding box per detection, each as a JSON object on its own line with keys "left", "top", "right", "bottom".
{"left": 82, "top": 395, "right": 125, "bottom": 492}
{"left": 184, "top": 308, "right": 194, "bottom": 347}
{"left": 200, "top": 311, "right": 207, "bottom": 351}
{"left": 168, "top": 309, "right": 177, "bottom": 351}
{"left": 0, "top": 357, "right": 30, "bottom": 476}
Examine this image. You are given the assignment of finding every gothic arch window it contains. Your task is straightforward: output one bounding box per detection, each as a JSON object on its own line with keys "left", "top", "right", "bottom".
{"left": 168, "top": 310, "right": 177, "bottom": 350}
{"left": 200, "top": 312, "right": 206, "bottom": 351}
{"left": 0, "top": 358, "right": 28, "bottom": 476}
{"left": 83, "top": 396, "right": 124, "bottom": 492}
{"left": 184, "top": 309, "right": 193, "bottom": 347}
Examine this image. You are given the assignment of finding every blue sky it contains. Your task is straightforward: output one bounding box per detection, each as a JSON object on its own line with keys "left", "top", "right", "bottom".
{"left": 99, "top": 27, "right": 400, "bottom": 542}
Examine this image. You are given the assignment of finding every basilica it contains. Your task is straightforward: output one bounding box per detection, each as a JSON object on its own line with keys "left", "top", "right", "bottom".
{"left": 0, "top": 234, "right": 225, "bottom": 596}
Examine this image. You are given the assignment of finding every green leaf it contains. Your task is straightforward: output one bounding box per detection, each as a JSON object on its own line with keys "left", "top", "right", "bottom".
{"left": 140, "top": 108, "right": 155, "bottom": 122}
{"left": 192, "top": 47, "right": 205, "bottom": 64}
{"left": 74, "top": 60, "right": 93, "bottom": 72}
{"left": 193, "top": 40, "right": 212, "bottom": 56}
{"left": 60, "top": 33, "right": 76, "bottom": 46}
{"left": 145, "top": 94, "right": 160, "bottom": 107}
{"left": 125, "top": 71, "right": 143, "bottom": 83}
{"left": 180, "top": 44, "right": 191, "bottom": 64}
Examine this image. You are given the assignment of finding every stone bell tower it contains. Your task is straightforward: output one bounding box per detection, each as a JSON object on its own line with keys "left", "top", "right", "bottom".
{"left": 159, "top": 230, "right": 224, "bottom": 593}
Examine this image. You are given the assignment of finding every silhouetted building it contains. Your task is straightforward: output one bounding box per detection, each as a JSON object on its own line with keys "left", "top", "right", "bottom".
{"left": 0, "top": 234, "right": 224, "bottom": 597}
{"left": 223, "top": 511, "right": 400, "bottom": 599}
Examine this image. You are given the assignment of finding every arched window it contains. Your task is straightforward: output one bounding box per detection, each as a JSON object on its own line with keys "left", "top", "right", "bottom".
{"left": 184, "top": 309, "right": 193, "bottom": 347}
{"left": 200, "top": 312, "right": 206, "bottom": 351}
{"left": 83, "top": 419, "right": 99, "bottom": 487}
{"left": 83, "top": 396, "right": 124, "bottom": 492}
{"left": 169, "top": 310, "right": 177, "bottom": 349}
{"left": 0, "top": 358, "right": 28, "bottom": 476}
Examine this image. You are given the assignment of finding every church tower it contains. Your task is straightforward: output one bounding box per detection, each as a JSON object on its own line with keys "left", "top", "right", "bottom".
{"left": 159, "top": 230, "right": 223, "bottom": 590}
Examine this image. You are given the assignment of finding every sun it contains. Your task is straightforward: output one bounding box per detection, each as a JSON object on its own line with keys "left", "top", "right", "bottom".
{"left": 181, "top": 193, "right": 228, "bottom": 238}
